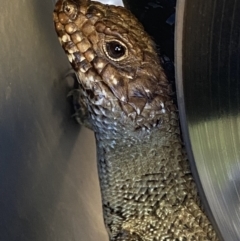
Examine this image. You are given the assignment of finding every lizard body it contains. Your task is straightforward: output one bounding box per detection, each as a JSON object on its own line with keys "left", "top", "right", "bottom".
{"left": 53, "top": 1, "right": 218, "bottom": 240}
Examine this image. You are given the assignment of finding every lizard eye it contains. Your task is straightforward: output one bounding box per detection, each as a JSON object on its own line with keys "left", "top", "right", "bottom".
{"left": 104, "top": 41, "right": 128, "bottom": 61}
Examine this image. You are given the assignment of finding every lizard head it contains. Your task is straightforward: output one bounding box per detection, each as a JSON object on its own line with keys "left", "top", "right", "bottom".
{"left": 53, "top": 0, "right": 174, "bottom": 130}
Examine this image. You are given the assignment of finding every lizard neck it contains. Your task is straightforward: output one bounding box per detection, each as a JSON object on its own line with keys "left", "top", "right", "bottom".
{"left": 95, "top": 118, "right": 187, "bottom": 185}
{"left": 94, "top": 112, "right": 199, "bottom": 239}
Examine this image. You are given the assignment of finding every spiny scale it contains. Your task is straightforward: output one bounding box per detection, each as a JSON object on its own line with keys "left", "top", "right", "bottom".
{"left": 53, "top": 0, "right": 219, "bottom": 240}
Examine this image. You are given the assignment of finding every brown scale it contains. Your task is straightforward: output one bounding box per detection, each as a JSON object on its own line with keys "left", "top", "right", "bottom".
{"left": 53, "top": 0, "right": 219, "bottom": 240}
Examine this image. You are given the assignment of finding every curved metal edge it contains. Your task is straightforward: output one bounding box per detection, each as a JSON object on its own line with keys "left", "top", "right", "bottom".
{"left": 174, "top": 1, "right": 223, "bottom": 240}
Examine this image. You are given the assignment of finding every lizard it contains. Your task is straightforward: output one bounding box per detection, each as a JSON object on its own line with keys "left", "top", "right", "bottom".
{"left": 53, "top": 0, "right": 219, "bottom": 240}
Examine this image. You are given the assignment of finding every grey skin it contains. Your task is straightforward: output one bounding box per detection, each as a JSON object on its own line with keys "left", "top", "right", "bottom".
{"left": 53, "top": 0, "right": 218, "bottom": 240}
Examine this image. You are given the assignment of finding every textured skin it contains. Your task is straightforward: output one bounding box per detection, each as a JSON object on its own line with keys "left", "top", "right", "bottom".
{"left": 53, "top": 1, "right": 219, "bottom": 240}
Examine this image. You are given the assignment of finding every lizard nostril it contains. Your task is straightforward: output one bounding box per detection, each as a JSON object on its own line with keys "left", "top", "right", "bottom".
{"left": 63, "top": 2, "right": 78, "bottom": 19}
{"left": 65, "top": 6, "right": 71, "bottom": 12}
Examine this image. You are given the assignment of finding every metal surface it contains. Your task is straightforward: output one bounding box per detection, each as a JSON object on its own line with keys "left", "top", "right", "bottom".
{"left": 0, "top": 1, "right": 109, "bottom": 240}
{"left": 175, "top": 1, "right": 240, "bottom": 240}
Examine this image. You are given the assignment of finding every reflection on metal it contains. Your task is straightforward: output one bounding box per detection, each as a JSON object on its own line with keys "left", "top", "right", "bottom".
{"left": 53, "top": 0, "right": 123, "bottom": 6}
{"left": 98, "top": 0, "right": 123, "bottom": 6}
{"left": 175, "top": 0, "right": 240, "bottom": 240}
